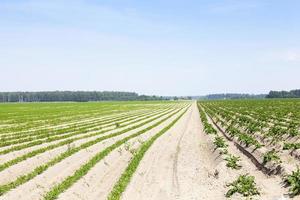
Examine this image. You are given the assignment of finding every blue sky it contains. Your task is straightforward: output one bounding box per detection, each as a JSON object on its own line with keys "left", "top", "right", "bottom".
{"left": 0, "top": 0, "right": 299, "bottom": 96}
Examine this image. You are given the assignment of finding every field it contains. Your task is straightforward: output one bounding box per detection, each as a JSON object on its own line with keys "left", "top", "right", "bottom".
{"left": 0, "top": 100, "right": 300, "bottom": 199}
{"left": 198, "top": 99, "right": 300, "bottom": 199}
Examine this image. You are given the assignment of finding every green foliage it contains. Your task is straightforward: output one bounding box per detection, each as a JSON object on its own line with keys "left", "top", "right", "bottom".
{"left": 107, "top": 110, "right": 187, "bottom": 200}
{"left": 0, "top": 91, "right": 168, "bottom": 102}
{"left": 283, "top": 143, "right": 300, "bottom": 150}
{"left": 262, "top": 149, "right": 281, "bottom": 165}
{"left": 213, "top": 136, "right": 228, "bottom": 149}
{"left": 204, "top": 123, "right": 217, "bottom": 135}
{"left": 198, "top": 99, "right": 300, "bottom": 151}
{"left": 266, "top": 89, "right": 300, "bottom": 98}
{"left": 225, "top": 155, "right": 241, "bottom": 169}
{"left": 43, "top": 109, "right": 187, "bottom": 200}
{"left": 288, "top": 128, "right": 299, "bottom": 137}
{"left": 0, "top": 108, "right": 174, "bottom": 173}
{"left": 0, "top": 107, "right": 184, "bottom": 196}
{"left": 226, "top": 174, "right": 260, "bottom": 197}
{"left": 284, "top": 168, "right": 300, "bottom": 196}
{"left": 197, "top": 104, "right": 217, "bottom": 135}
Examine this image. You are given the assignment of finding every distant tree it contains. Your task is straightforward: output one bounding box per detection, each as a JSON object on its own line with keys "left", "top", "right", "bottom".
{"left": 0, "top": 91, "right": 167, "bottom": 102}
{"left": 266, "top": 89, "right": 300, "bottom": 98}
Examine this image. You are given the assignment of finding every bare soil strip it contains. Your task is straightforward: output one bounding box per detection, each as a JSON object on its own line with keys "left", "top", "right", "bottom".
{"left": 0, "top": 107, "right": 184, "bottom": 200}
{"left": 0, "top": 108, "right": 163, "bottom": 153}
{"left": 0, "top": 108, "right": 174, "bottom": 185}
{"left": 203, "top": 108, "right": 289, "bottom": 199}
{"left": 121, "top": 102, "right": 288, "bottom": 200}
{"left": 56, "top": 108, "right": 187, "bottom": 200}
{"left": 0, "top": 108, "right": 170, "bottom": 165}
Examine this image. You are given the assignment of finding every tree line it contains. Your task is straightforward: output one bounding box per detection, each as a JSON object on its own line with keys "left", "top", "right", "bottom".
{"left": 202, "top": 93, "right": 266, "bottom": 100}
{"left": 266, "top": 89, "right": 300, "bottom": 98}
{"left": 0, "top": 91, "right": 167, "bottom": 102}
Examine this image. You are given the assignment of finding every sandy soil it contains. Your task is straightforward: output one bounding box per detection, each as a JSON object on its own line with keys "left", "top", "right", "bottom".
{"left": 206, "top": 121, "right": 288, "bottom": 200}
{"left": 0, "top": 108, "right": 169, "bottom": 165}
{"left": 0, "top": 107, "right": 184, "bottom": 200}
{"left": 0, "top": 108, "right": 175, "bottom": 186}
{"left": 121, "top": 102, "right": 223, "bottom": 199}
{"left": 0, "top": 102, "right": 291, "bottom": 200}
{"left": 56, "top": 107, "right": 187, "bottom": 200}
{"left": 122, "top": 102, "right": 289, "bottom": 200}
{"left": 0, "top": 108, "right": 157, "bottom": 153}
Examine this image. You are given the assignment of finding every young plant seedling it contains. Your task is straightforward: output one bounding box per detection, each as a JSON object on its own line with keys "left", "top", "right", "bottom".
{"left": 262, "top": 149, "right": 281, "bottom": 165}
{"left": 225, "top": 154, "right": 242, "bottom": 170}
{"left": 284, "top": 168, "right": 300, "bottom": 196}
{"left": 214, "top": 136, "right": 228, "bottom": 149}
{"left": 226, "top": 174, "right": 260, "bottom": 198}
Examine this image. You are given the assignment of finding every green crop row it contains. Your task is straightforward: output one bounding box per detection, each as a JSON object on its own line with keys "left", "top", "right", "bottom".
{"left": 42, "top": 106, "right": 188, "bottom": 200}
{"left": 107, "top": 108, "right": 188, "bottom": 200}
{"left": 0, "top": 106, "right": 185, "bottom": 196}
{"left": 0, "top": 107, "right": 177, "bottom": 172}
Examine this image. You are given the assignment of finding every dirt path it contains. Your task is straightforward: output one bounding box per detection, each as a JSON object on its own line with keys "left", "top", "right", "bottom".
{"left": 121, "top": 102, "right": 223, "bottom": 199}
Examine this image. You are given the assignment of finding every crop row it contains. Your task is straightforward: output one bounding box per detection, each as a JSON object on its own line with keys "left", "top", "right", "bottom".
{"left": 0, "top": 106, "right": 173, "bottom": 147}
{"left": 198, "top": 100, "right": 300, "bottom": 197}
{"left": 0, "top": 103, "right": 188, "bottom": 197}
{"left": 0, "top": 106, "right": 179, "bottom": 172}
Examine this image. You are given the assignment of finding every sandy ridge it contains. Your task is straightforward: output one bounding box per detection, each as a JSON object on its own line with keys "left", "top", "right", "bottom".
{"left": 0, "top": 106, "right": 185, "bottom": 200}
{"left": 56, "top": 106, "right": 188, "bottom": 200}
{"left": 0, "top": 107, "right": 172, "bottom": 165}
{"left": 0, "top": 107, "right": 177, "bottom": 185}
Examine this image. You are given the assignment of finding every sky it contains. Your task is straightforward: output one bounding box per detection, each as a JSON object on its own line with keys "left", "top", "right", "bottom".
{"left": 0, "top": 0, "right": 299, "bottom": 96}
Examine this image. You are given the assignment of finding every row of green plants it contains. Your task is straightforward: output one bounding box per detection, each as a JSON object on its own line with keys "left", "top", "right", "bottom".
{"left": 106, "top": 109, "right": 187, "bottom": 200}
{"left": 43, "top": 107, "right": 188, "bottom": 200}
{"left": 198, "top": 104, "right": 261, "bottom": 198}
{"left": 203, "top": 104, "right": 263, "bottom": 149}
{"left": 204, "top": 104, "right": 284, "bottom": 166}
{"left": 0, "top": 108, "right": 163, "bottom": 147}
{"left": 198, "top": 104, "right": 243, "bottom": 169}
{"left": 0, "top": 102, "right": 177, "bottom": 136}
{"left": 0, "top": 104, "right": 174, "bottom": 141}
{"left": 0, "top": 107, "right": 186, "bottom": 196}
{"left": 0, "top": 103, "right": 138, "bottom": 135}
{"left": 205, "top": 99, "right": 300, "bottom": 128}
{"left": 200, "top": 100, "right": 300, "bottom": 197}
{"left": 0, "top": 108, "right": 175, "bottom": 155}
{"left": 0, "top": 108, "right": 177, "bottom": 172}
{"left": 206, "top": 101, "right": 299, "bottom": 140}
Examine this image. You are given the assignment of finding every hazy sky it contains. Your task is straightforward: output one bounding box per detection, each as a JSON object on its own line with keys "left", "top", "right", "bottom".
{"left": 0, "top": 0, "right": 299, "bottom": 96}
